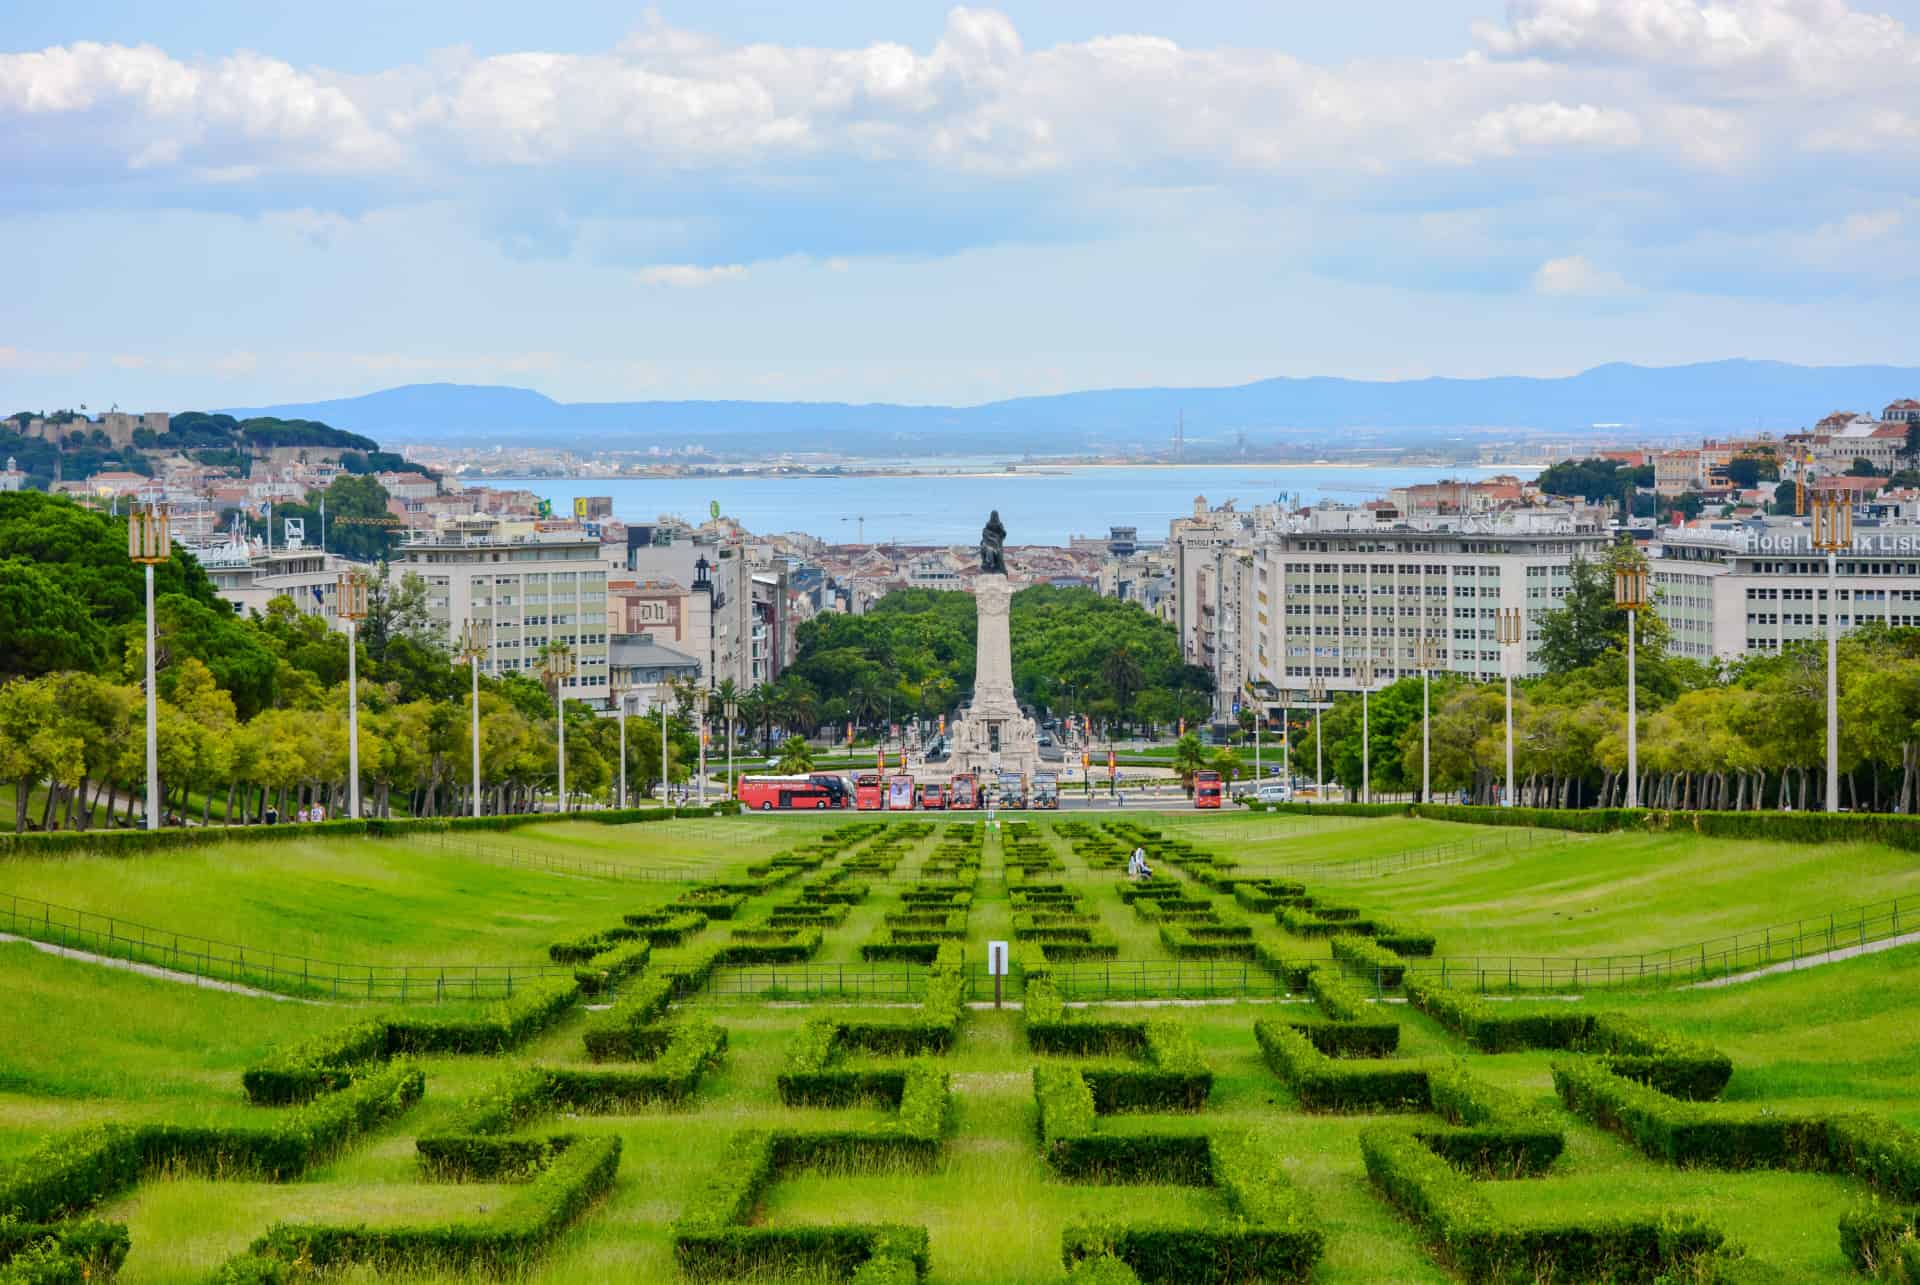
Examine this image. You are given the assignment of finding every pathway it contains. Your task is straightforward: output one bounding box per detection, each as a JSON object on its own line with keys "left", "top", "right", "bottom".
{"left": 1683, "top": 928, "right": 1920, "bottom": 989}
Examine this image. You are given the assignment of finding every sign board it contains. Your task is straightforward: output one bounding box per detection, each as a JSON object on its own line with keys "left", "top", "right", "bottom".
{"left": 710, "top": 499, "right": 721, "bottom": 519}
{"left": 986, "top": 941, "right": 1009, "bottom": 977}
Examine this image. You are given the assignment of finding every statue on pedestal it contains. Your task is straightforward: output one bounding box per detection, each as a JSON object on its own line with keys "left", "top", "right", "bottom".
{"left": 979, "top": 510, "right": 1007, "bottom": 574}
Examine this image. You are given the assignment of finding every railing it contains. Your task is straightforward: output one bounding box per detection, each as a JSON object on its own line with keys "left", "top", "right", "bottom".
{"left": 1404, "top": 893, "right": 1920, "bottom": 992}
{"left": 1212, "top": 827, "right": 1583, "bottom": 883}
{"left": 1043, "top": 958, "right": 1301, "bottom": 1001}
{"left": 0, "top": 892, "right": 576, "bottom": 1003}
{"left": 702, "top": 964, "right": 942, "bottom": 1001}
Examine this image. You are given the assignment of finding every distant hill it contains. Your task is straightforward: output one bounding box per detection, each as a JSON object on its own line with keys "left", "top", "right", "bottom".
{"left": 221, "top": 360, "right": 1920, "bottom": 452}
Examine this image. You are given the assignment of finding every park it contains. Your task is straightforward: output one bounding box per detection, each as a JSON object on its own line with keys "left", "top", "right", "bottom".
{"left": 2, "top": 803, "right": 1919, "bottom": 1283}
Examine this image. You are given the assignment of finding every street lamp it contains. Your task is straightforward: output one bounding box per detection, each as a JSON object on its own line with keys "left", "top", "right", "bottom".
{"left": 336, "top": 570, "right": 370, "bottom": 819}
{"left": 539, "top": 643, "right": 577, "bottom": 813}
{"left": 128, "top": 504, "right": 170, "bottom": 831}
{"left": 456, "top": 619, "right": 485, "bottom": 818}
{"left": 1612, "top": 564, "right": 1650, "bottom": 809}
{"left": 724, "top": 694, "right": 739, "bottom": 802}
{"left": 697, "top": 703, "right": 708, "bottom": 806}
{"left": 1496, "top": 607, "right": 1524, "bottom": 807}
{"left": 1813, "top": 493, "right": 1854, "bottom": 813}
{"left": 612, "top": 680, "right": 630, "bottom": 810}
{"left": 1307, "top": 676, "right": 1327, "bottom": 802}
{"left": 1355, "top": 654, "right": 1376, "bottom": 804}
{"left": 1414, "top": 633, "right": 1440, "bottom": 804}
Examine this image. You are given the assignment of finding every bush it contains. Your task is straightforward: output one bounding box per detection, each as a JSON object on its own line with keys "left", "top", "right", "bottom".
{"left": 1253, "top": 1021, "right": 1428, "bottom": 1113}
{"left": 1419, "top": 1062, "right": 1565, "bottom": 1178}
{"left": 620, "top": 910, "right": 710, "bottom": 947}
{"left": 1403, "top": 980, "right": 1592, "bottom": 1053}
{"left": 1330, "top": 936, "right": 1407, "bottom": 984}
{"left": 384, "top": 977, "right": 581, "bottom": 1055}
{"left": 242, "top": 1019, "right": 388, "bottom": 1105}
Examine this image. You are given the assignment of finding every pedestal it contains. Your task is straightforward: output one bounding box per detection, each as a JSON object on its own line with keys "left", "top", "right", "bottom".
{"left": 947, "top": 575, "right": 1043, "bottom": 779}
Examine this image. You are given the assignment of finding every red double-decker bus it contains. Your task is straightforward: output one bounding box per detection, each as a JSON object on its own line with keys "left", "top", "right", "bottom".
{"left": 853, "top": 773, "right": 886, "bottom": 810}
{"left": 738, "top": 777, "right": 835, "bottom": 811}
{"left": 1193, "top": 769, "right": 1224, "bottom": 809}
{"left": 948, "top": 773, "right": 979, "bottom": 809}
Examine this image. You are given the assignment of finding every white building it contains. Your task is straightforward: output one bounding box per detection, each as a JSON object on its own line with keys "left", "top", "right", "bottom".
{"left": 395, "top": 521, "right": 611, "bottom": 704}
{"left": 1651, "top": 518, "right": 1920, "bottom": 660}
{"left": 1250, "top": 508, "right": 1610, "bottom": 699}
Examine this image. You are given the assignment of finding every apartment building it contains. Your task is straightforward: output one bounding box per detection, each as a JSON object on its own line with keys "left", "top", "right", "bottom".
{"left": 1651, "top": 518, "right": 1920, "bottom": 660}
{"left": 1249, "top": 508, "right": 1609, "bottom": 699}
{"left": 396, "top": 520, "right": 611, "bottom": 704}
{"left": 624, "top": 526, "right": 792, "bottom": 693}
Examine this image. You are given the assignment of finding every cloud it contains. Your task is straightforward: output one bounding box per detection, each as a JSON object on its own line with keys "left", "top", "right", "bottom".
{"left": 635, "top": 263, "right": 749, "bottom": 287}
{"left": 1457, "top": 102, "right": 1642, "bottom": 160}
{"left": 1532, "top": 254, "right": 1631, "bottom": 296}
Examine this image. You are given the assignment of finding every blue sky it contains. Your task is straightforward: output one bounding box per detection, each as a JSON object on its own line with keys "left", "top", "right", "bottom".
{"left": 6, "top": 2, "right": 1920, "bottom": 411}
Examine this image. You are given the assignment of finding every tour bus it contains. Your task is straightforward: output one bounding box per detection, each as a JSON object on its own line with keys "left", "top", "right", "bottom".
{"left": 853, "top": 773, "right": 886, "bottom": 810}
{"left": 886, "top": 774, "right": 918, "bottom": 811}
{"left": 997, "top": 771, "right": 1027, "bottom": 809}
{"left": 738, "top": 777, "right": 836, "bottom": 811}
{"left": 807, "top": 773, "right": 854, "bottom": 808}
{"left": 1031, "top": 772, "right": 1059, "bottom": 810}
{"left": 948, "top": 772, "right": 979, "bottom": 809}
{"left": 1193, "top": 769, "right": 1224, "bottom": 809}
{"left": 919, "top": 781, "right": 947, "bottom": 810}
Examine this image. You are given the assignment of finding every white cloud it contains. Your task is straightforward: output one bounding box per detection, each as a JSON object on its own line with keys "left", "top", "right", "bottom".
{"left": 1457, "top": 101, "right": 1642, "bottom": 159}
{"left": 635, "top": 263, "right": 749, "bottom": 287}
{"left": 1532, "top": 254, "right": 1631, "bottom": 296}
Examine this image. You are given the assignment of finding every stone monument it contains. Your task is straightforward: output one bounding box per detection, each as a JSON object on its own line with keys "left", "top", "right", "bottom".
{"left": 947, "top": 511, "right": 1044, "bottom": 779}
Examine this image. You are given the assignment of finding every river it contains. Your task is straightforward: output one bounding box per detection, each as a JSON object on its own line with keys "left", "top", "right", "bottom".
{"left": 488, "top": 462, "right": 1534, "bottom": 546}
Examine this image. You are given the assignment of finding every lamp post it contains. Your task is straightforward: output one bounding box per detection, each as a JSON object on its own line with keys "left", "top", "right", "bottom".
{"left": 1496, "top": 607, "right": 1524, "bottom": 807}
{"left": 128, "top": 504, "right": 170, "bottom": 831}
{"left": 661, "top": 694, "right": 671, "bottom": 804}
{"left": 1355, "top": 654, "right": 1375, "bottom": 805}
{"left": 1414, "top": 634, "right": 1439, "bottom": 804}
{"left": 612, "top": 682, "right": 629, "bottom": 811}
{"left": 456, "top": 619, "right": 485, "bottom": 818}
{"left": 1612, "top": 564, "right": 1650, "bottom": 809}
{"left": 539, "top": 643, "right": 576, "bottom": 813}
{"left": 724, "top": 695, "right": 738, "bottom": 802}
{"left": 698, "top": 704, "right": 708, "bottom": 806}
{"left": 1307, "top": 676, "right": 1326, "bottom": 802}
{"left": 1813, "top": 493, "right": 1853, "bottom": 813}
{"left": 336, "top": 570, "right": 370, "bottom": 819}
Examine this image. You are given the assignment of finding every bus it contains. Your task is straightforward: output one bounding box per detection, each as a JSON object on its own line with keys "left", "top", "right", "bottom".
{"left": 853, "top": 773, "right": 886, "bottom": 810}
{"left": 948, "top": 772, "right": 979, "bottom": 809}
{"left": 886, "top": 775, "right": 918, "bottom": 811}
{"left": 808, "top": 774, "right": 854, "bottom": 808}
{"left": 919, "top": 781, "right": 947, "bottom": 810}
{"left": 1031, "top": 772, "right": 1059, "bottom": 809}
{"left": 1193, "top": 769, "right": 1223, "bottom": 809}
{"left": 738, "top": 777, "right": 835, "bottom": 811}
{"left": 997, "top": 771, "right": 1027, "bottom": 809}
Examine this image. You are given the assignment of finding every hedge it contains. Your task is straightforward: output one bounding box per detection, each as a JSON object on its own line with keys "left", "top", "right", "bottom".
{"left": 0, "top": 804, "right": 741, "bottom": 860}
{"left": 242, "top": 1018, "right": 390, "bottom": 1105}
{"left": 1360, "top": 1126, "right": 1722, "bottom": 1283}
{"left": 778, "top": 948, "right": 967, "bottom": 1104}
{"left": 580, "top": 975, "right": 677, "bottom": 1060}
{"left": 1254, "top": 1021, "right": 1429, "bottom": 1113}
{"left": 620, "top": 909, "right": 710, "bottom": 946}
{"left": 0, "top": 1065, "right": 423, "bottom": 1222}
{"left": 1839, "top": 1203, "right": 1920, "bottom": 1275}
{"left": 672, "top": 1065, "right": 948, "bottom": 1280}
{"left": 1553, "top": 1057, "right": 1920, "bottom": 1199}
{"left": 231, "top": 1133, "right": 620, "bottom": 1276}
{"left": 384, "top": 976, "right": 582, "bottom": 1055}
{"left": 0, "top": 1220, "right": 128, "bottom": 1281}
{"left": 1417, "top": 1061, "right": 1565, "bottom": 1178}
{"left": 1231, "top": 880, "right": 1307, "bottom": 913}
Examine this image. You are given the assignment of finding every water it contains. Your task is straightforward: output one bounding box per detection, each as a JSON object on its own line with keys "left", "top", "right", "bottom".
{"left": 488, "top": 463, "right": 1534, "bottom": 546}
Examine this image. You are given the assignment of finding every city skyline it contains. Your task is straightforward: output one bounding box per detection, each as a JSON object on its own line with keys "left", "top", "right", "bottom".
{"left": 8, "top": 2, "right": 1920, "bottom": 409}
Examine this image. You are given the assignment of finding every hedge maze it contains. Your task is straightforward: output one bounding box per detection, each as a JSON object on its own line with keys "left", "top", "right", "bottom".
{"left": 5, "top": 812, "right": 1920, "bottom": 1282}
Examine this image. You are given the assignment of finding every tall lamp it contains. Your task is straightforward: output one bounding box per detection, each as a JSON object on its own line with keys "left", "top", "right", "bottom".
{"left": 128, "top": 504, "right": 170, "bottom": 830}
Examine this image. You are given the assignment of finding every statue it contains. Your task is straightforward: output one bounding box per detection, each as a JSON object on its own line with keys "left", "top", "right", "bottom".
{"left": 979, "top": 510, "right": 1007, "bottom": 574}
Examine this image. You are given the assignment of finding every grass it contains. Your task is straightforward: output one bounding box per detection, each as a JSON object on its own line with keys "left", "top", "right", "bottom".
{"left": 5, "top": 813, "right": 1920, "bottom": 1282}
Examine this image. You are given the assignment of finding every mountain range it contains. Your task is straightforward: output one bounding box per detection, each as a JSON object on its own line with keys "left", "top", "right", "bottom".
{"left": 221, "top": 360, "right": 1920, "bottom": 454}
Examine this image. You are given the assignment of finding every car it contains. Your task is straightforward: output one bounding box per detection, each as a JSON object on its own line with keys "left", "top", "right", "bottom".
{"left": 1253, "top": 781, "right": 1291, "bottom": 803}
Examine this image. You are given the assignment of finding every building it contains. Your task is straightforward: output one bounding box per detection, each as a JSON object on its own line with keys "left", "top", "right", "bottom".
{"left": 394, "top": 521, "right": 611, "bottom": 705}
{"left": 1651, "top": 517, "right": 1920, "bottom": 660}
{"left": 1170, "top": 498, "right": 1258, "bottom": 719}
{"left": 1249, "top": 508, "right": 1610, "bottom": 699}
{"left": 623, "top": 525, "right": 793, "bottom": 692}
{"left": 16, "top": 411, "right": 167, "bottom": 448}
{"left": 607, "top": 633, "right": 703, "bottom": 714}
{"left": 194, "top": 535, "right": 361, "bottom": 623}
{"left": 0, "top": 458, "right": 26, "bottom": 493}
{"left": 1885, "top": 400, "right": 1920, "bottom": 425}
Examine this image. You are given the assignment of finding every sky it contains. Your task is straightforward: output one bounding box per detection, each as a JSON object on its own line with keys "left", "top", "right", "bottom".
{"left": 6, "top": 1, "right": 1920, "bottom": 412}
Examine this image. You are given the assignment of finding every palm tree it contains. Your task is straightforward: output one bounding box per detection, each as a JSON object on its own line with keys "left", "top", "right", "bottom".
{"left": 775, "top": 734, "right": 815, "bottom": 774}
{"left": 1101, "top": 644, "right": 1146, "bottom": 733}
{"left": 1172, "top": 733, "right": 1208, "bottom": 796}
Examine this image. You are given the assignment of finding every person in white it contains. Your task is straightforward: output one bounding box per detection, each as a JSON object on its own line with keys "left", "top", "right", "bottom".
{"left": 1127, "top": 845, "right": 1152, "bottom": 880}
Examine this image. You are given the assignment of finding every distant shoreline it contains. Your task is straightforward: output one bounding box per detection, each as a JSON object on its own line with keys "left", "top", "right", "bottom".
{"left": 461, "top": 460, "right": 1528, "bottom": 483}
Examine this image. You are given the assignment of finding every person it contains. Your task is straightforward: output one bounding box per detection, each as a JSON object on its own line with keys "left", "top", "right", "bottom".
{"left": 1127, "top": 845, "right": 1152, "bottom": 881}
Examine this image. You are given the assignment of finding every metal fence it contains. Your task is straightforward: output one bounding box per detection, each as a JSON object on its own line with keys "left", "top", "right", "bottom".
{"left": 1045, "top": 958, "right": 1300, "bottom": 1001}
{"left": 430, "top": 832, "right": 711, "bottom": 882}
{"left": 1216, "top": 827, "right": 1584, "bottom": 884}
{"left": 1405, "top": 893, "right": 1920, "bottom": 992}
{"left": 702, "top": 963, "right": 941, "bottom": 1001}
{"left": 0, "top": 892, "right": 575, "bottom": 1003}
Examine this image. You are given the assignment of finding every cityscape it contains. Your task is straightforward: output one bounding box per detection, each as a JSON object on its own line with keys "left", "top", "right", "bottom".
{"left": 8, "top": 3, "right": 1920, "bottom": 1283}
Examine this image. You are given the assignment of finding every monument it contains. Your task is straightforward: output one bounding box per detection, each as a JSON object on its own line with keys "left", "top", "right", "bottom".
{"left": 946, "top": 511, "right": 1044, "bottom": 779}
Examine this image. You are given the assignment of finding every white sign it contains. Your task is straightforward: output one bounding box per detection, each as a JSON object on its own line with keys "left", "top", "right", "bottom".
{"left": 986, "top": 940, "right": 1009, "bottom": 977}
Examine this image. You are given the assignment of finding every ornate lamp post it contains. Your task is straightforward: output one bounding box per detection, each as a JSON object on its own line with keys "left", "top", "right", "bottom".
{"left": 1612, "top": 564, "right": 1650, "bottom": 809}
{"left": 539, "top": 643, "right": 576, "bottom": 813}
{"left": 661, "top": 692, "right": 671, "bottom": 804}
{"left": 1307, "top": 676, "right": 1327, "bottom": 802}
{"left": 612, "top": 680, "right": 630, "bottom": 811}
{"left": 1813, "top": 493, "right": 1854, "bottom": 813}
{"left": 456, "top": 619, "right": 485, "bottom": 818}
{"left": 1355, "top": 654, "right": 1376, "bottom": 804}
{"left": 1496, "top": 607, "right": 1524, "bottom": 807}
{"left": 724, "top": 694, "right": 739, "bottom": 802}
{"left": 1414, "top": 633, "right": 1440, "bottom": 804}
{"left": 336, "top": 570, "right": 370, "bottom": 819}
{"left": 128, "top": 503, "right": 170, "bottom": 831}
{"left": 698, "top": 703, "right": 708, "bottom": 806}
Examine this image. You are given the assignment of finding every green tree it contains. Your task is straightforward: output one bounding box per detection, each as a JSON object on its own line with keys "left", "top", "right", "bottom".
{"left": 0, "top": 559, "right": 107, "bottom": 678}
{"left": 1171, "top": 733, "right": 1208, "bottom": 794}
{"left": 775, "top": 734, "right": 815, "bottom": 774}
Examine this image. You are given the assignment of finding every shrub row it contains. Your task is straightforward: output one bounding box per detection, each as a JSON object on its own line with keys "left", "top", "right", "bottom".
{"left": 0, "top": 1220, "right": 128, "bottom": 1282}
{"left": 672, "top": 1065, "right": 948, "bottom": 1280}
{"left": 620, "top": 909, "right": 711, "bottom": 946}
{"left": 1418, "top": 1061, "right": 1565, "bottom": 1178}
{"left": 2, "top": 1065, "right": 423, "bottom": 1222}
{"left": 1254, "top": 1021, "right": 1429, "bottom": 1113}
{"left": 1553, "top": 1058, "right": 1920, "bottom": 1199}
{"left": 227, "top": 1133, "right": 621, "bottom": 1278}
{"left": 1360, "top": 1126, "right": 1722, "bottom": 1283}
{"left": 778, "top": 947, "right": 966, "bottom": 1104}
{"left": 1231, "top": 880, "right": 1308, "bottom": 913}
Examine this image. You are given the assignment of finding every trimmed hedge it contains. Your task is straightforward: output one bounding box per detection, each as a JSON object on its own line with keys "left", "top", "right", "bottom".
{"left": 620, "top": 909, "right": 710, "bottom": 946}
{"left": 242, "top": 1019, "right": 389, "bottom": 1106}
{"left": 0, "top": 1065, "right": 423, "bottom": 1222}
{"left": 1418, "top": 1061, "right": 1565, "bottom": 1178}
{"left": 1254, "top": 1020, "right": 1429, "bottom": 1113}
{"left": 234, "top": 1133, "right": 620, "bottom": 1275}
{"left": 0, "top": 1220, "right": 128, "bottom": 1281}
{"left": 1360, "top": 1126, "right": 1722, "bottom": 1283}
{"left": 385, "top": 977, "right": 581, "bottom": 1055}
{"left": 1331, "top": 935, "right": 1406, "bottom": 984}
